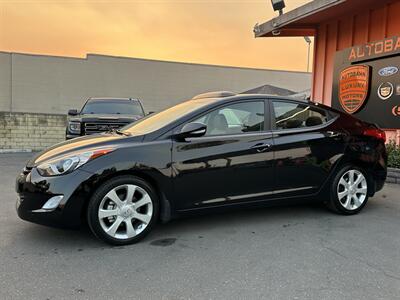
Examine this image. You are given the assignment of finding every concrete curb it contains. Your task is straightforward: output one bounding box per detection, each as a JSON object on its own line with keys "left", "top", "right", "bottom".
{"left": 0, "top": 149, "right": 32, "bottom": 153}
{"left": 387, "top": 167, "right": 400, "bottom": 184}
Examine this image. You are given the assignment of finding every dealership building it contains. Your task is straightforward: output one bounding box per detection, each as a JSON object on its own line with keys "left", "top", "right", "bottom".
{"left": 0, "top": 52, "right": 310, "bottom": 151}
{"left": 255, "top": 0, "right": 400, "bottom": 143}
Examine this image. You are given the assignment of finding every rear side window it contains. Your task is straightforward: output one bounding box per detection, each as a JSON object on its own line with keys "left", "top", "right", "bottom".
{"left": 192, "top": 101, "right": 265, "bottom": 136}
{"left": 272, "top": 101, "right": 328, "bottom": 130}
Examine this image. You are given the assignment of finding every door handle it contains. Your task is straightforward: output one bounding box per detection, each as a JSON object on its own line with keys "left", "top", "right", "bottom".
{"left": 251, "top": 143, "right": 272, "bottom": 153}
{"left": 327, "top": 131, "right": 343, "bottom": 138}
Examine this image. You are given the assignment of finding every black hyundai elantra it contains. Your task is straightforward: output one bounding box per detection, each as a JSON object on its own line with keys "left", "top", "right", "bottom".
{"left": 16, "top": 91, "right": 387, "bottom": 245}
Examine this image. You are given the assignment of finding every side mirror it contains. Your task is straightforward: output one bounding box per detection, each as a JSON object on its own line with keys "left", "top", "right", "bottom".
{"left": 147, "top": 111, "right": 155, "bottom": 115}
{"left": 176, "top": 122, "right": 207, "bottom": 140}
{"left": 68, "top": 109, "right": 78, "bottom": 116}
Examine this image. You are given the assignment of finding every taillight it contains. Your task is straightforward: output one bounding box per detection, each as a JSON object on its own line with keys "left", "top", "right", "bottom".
{"left": 363, "top": 128, "right": 386, "bottom": 142}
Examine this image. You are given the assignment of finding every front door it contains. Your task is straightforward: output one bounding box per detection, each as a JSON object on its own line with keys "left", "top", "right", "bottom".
{"left": 171, "top": 100, "right": 275, "bottom": 210}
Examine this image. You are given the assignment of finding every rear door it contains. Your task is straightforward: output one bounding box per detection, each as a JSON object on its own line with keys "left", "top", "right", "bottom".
{"left": 270, "top": 99, "right": 345, "bottom": 197}
{"left": 171, "top": 99, "right": 275, "bottom": 210}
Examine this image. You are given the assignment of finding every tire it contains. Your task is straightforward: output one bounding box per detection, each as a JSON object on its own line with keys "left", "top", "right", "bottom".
{"left": 325, "top": 165, "right": 369, "bottom": 215}
{"left": 87, "top": 175, "right": 159, "bottom": 245}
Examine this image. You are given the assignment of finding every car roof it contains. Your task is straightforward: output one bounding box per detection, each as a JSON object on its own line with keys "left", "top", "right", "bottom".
{"left": 87, "top": 97, "right": 140, "bottom": 102}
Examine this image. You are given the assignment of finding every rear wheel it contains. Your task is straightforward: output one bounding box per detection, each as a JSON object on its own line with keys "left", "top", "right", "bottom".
{"left": 87, "top": 175, "right": 159, "bottom": 245}
{"left": 325, "top": 165, "right": 369, "bottom": 215}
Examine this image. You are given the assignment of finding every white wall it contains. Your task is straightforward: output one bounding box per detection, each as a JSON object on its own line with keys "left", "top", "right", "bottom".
{"left": 0, "top": 52, "right": 311, "bottom": 114}
{"left": 0, "top": 53, "right": 11, "bottom": 112}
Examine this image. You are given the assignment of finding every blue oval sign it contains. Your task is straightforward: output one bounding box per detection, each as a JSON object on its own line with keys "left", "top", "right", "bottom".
{"left": 378, "top": 66, "right": 398, "bottom": 77}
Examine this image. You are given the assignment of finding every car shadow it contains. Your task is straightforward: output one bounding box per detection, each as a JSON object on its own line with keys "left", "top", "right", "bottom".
{"left": 13, "top": 197, "right": 382, "bottom": 250}
{"left": 13, "top": 223, "right": 102, "bottom": 249}
{"left": 154, "top": 201, "right": 327, "bottom": 234}
{"left": 11, "top": 202, "right": 316, "bottom": 248}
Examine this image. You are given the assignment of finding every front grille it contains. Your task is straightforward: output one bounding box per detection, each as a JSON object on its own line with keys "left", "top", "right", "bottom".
{"left": 84, "top": 122, "right": 128, "bottom": 134}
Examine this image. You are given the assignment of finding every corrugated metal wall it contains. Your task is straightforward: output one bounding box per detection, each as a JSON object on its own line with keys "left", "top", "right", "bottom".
{"left": 0, "top": 52, "right": 311, "bottom": 115}
{"left": 312, "top": 1, "right": 400, "bottom": 105}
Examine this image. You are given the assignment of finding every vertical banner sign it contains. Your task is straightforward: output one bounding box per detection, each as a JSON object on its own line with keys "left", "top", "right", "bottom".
{"left": 332, "top": 36, "right": 400, "bottom": 128}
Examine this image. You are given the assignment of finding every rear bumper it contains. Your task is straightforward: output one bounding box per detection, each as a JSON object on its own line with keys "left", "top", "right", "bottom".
{"left": 16, "top": 168, "right": 93, "bottom": 229}
{"left": 374, "top": 146, "right": 387, "bottom": 193}
{"left": 372, "top": 169, "right": 386, "bottom": 193}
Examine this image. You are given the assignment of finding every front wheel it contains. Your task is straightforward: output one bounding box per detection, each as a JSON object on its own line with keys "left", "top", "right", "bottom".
{"left": 87, "top": 175, "right": 159, "bottom": 245}
{"left": 325, "top": 165, "right": 369, "bottom": 215}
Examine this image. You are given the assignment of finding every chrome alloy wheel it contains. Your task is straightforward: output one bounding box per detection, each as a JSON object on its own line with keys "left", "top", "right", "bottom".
{"left": 337, "top": 170, "right": 368, "bottom": 210}
{"left": 98, "top": 184, "right": 153, "bottom": 239}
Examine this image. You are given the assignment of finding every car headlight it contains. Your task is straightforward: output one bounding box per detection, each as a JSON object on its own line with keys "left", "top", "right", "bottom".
{"left": 37, "top": 148, "right": 114, "bottom": 176}
{"left": 68, "top": 122, "right": 81, "bottom": 134}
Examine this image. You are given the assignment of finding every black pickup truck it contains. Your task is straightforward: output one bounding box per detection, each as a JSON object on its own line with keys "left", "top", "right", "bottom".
{"left": 66, "top": 98, "right": 145, "bottom": 139}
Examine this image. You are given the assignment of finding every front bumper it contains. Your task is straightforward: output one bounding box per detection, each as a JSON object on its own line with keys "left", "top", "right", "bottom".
{"left": 66, "top": 133, "right": 81, "bottom": 140}
{"left": 16, "top": 167, "right": 94, "bottom": 228}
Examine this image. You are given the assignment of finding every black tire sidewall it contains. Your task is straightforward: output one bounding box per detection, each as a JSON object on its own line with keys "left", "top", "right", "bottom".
{"left": 330, "top": 165, "right": 369, "bottom": 215}
{"left": 87, "top": 175, "right": 159, "bottom": 245}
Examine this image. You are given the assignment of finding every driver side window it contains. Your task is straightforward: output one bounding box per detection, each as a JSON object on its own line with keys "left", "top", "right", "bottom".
{"left": 192, "top": 101, "right": 265, "bottom": 136}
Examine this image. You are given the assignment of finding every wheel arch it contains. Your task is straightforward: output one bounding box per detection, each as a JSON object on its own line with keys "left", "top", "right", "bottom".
{"left": 79, "top": 169, "right": 173, "bottom": 225}
{"left": 326, "top": 156, "right": 377, "bottom": 197}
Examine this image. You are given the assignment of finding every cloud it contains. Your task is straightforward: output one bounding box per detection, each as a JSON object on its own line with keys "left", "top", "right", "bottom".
{"left": 0, "top": 0, "right": 313, "bottom": 71}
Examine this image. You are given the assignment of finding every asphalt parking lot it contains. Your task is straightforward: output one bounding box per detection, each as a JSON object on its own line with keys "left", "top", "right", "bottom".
{"left": 1, "top": 153, "right": 399, "bottom": 299}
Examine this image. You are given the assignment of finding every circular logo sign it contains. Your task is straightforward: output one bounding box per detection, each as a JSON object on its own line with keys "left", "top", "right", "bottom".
{"left": 378, "top": 66, "right": 398, "bottom": 77}
{"left": 392, "top": 105, "right": 400, "bottom": 116}
{"left": 377, "top": 82, "right": 394, "bottom": 100}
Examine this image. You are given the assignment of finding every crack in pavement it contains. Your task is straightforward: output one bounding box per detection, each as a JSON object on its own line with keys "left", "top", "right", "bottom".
{"left": 323, "top": 246, "right": 400, "bottom": 282}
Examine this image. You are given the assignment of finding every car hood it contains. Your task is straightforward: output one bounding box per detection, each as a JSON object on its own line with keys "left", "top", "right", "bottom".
{"left": 27, "top": 133, "right": 144, "bottom": 168}
{"left": 69, "top": 114, "right": 143, "bottom": 123}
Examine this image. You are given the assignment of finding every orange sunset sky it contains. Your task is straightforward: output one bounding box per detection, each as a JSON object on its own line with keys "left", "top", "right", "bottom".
{"left": 0, "top": 0, "right": 312, "bottom": 71}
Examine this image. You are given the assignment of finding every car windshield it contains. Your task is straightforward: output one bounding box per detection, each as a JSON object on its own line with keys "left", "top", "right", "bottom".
{"left": 122, "top": 98, "right": 216, "bottom": 135}
{"left": 81, "top": 100, "right": 144, "bottom": 115}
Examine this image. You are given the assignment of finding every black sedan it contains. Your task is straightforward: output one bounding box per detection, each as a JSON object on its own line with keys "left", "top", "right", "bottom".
{"left": 16, "top": 91, "right": 387, "bottom": 245}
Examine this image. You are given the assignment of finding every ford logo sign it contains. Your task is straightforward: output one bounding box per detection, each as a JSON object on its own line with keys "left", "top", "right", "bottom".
{"left": 378, "top": 66, "right": 398, "bottom": 77}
